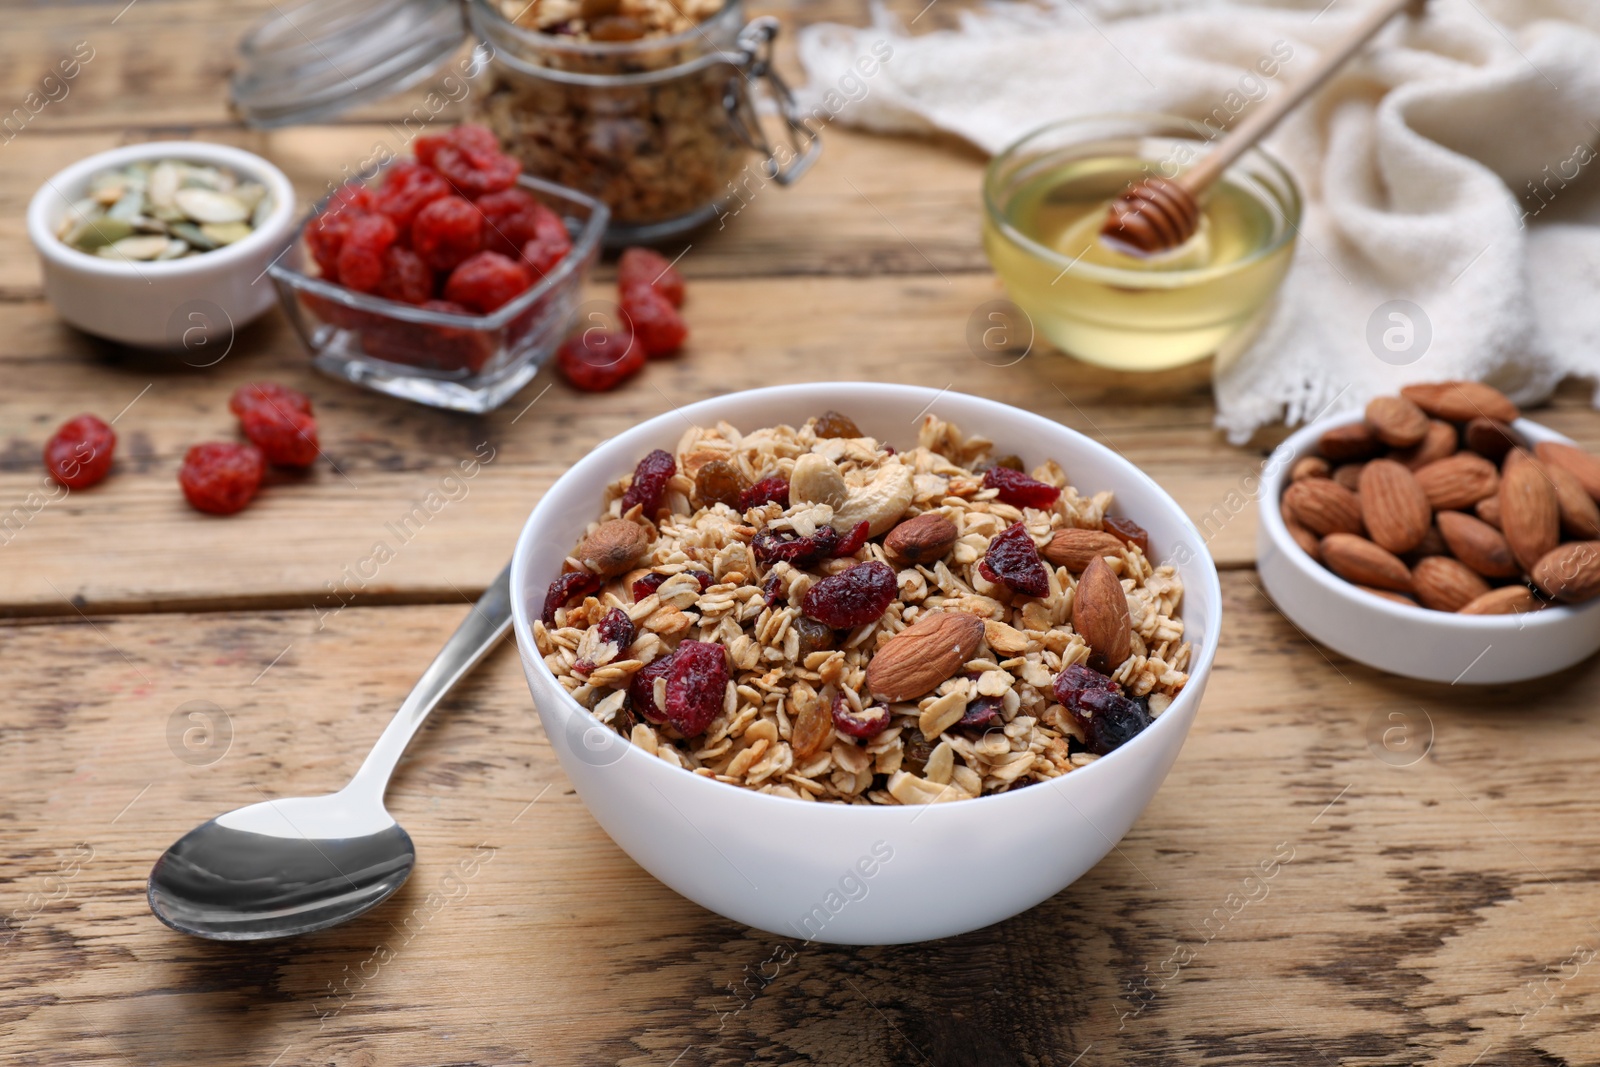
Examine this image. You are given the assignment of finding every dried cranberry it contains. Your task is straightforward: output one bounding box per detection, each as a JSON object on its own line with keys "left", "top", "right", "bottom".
{"left": 621, "top": 284, "right": 687, "bottom": 357}
{"left": 983, "top": 467, "right": 1061, "bottom": 510}
{"left": 620, "top": 449, "right": 676, "bottom": 516}
{"left": 374, "top": 162, "right": 452, "bottom": 232}
{"left": 832, "top": 520, "right": 871, "bottom": 557}
{"left": 443, "top": 251, "right": 532, "bottom": 313}
{"left": 375, "top": 245, "right": 434, "bottom": 305}
{"left": 1052, "top": 663, "right": 1121, "bottom": 707}
{"left": 359, "top": 301, "right": 495, "bottom": 374}
{"left": 473, "top": 187, "right": 541, "bottom": 258}
{"left": 979, "top": 522, "right": 1051, "bottom": 597}
{"left": 831, "top": 692, "right": 890, "bottom": 739}
{"left": 521, "top": 205, "right": 573, "bottom": 279}
{"left": 335, "top": 213, "right": 398, "bottom": 293}
{"left": 694, "top": 459, "right": 746, "bottom": 509}
{"left": 556, "top": 329, "right": 644, "bottom": 392}
{"left": 430, "top": 136, "right": 520, "bottom": 197}
{"left": 1062, "top": 685, "right": 1152, "bottom": 756}
{"left": 412, "top": 195, "right": 485, "bottom": 272}
{"left": 230, "top": 383, "right": 312, "bottom": 419}
{"left": 813, "top": 411, "right": 861, "bottom": 439}
{"left": 802, "top": 560, "right": 896, "bottom": 628}
{"left": 1104, "top": 516, "right": 1150, "bottom": 555}
{"left": 958, "top": 695, "right": 1003, "bottom": 729}
{"left": 751, "top": 525, "right": 839, "bottom": 567}
{"left": 178, "top": 442, "right": 264, "bottom": 515}
{"left": 628, "top": 655, "right": 673, "bottom": 723}
{"left": 617, "top": 246, "right": 685, "bottom": 306}
{"left": 761, "top": 570, "right": 784, "bottom": 607}
{"left": 738, "top": 476, "right": 789, "bottom": 511}
{"left": 574, "top": 607, "right": 637, "bottom": 676}
{"left": 631, "top": 570, "right": 711, "bottom": 600}
{"left": 306, "top": 183, "right": 375, "bottom": 276}
{"left": 44, "top": 414, "right": 115, "bottom": 489}
{"left": 239, "top": 404, "right": 319, "bottom": 468}
{"left": 663, "top": 640, "right": 727, "bottom": 736}
{"left": 540, "top": 571, "right": 604, "bottom": 625}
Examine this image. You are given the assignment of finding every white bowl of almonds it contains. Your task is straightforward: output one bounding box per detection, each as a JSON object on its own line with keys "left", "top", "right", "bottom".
{"left": 1260, "top": 380, "right": 1600, "bottom": 685}
{"left": 27, "top": 140, "right": 296, "bottom": 348}
{"left": 509, "top": 383, "right": 1221, "bottom": 944}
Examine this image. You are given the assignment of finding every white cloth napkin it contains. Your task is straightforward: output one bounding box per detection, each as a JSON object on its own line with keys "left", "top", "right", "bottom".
{"left": 795, "top": 0, "right": 1600, "bottom": 442}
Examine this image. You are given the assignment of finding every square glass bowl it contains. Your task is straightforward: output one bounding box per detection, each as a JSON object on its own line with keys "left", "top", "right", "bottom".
{"left": 269, "top": 174, "right": 607, "bottom": 413}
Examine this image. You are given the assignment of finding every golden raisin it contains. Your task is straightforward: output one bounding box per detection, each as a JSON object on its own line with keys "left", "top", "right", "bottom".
{"left": 694, "top": 459, "right": 746, "bottom": 509}
{"left": 794, "top": 616, "right": 834, "bottom": 656}
{"left": 814, "top": 411, "right": 861, "bottom": 439}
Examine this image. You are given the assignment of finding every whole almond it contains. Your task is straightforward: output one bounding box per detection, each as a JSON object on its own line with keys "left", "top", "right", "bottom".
{"left": 1401, "top": 381, "right": 1519, "bottom": 423}
{"left": 1318, "top": 422, "right": 1380, "bottom": 462}
{"left": 1291, "top": 455, "right": 1331, "bottom": 482}
{"left": 1042, "top": 528, "right": 1125, "bottom": 572}
{"left": 1284, "top": 511, "right": 1322, "bottom": 563}
{"left": 1358, "top": 459, "right": 1432, "bottom": 553}
{"left": 1365, "top": 395, "right": 1429, "bottom": 447}
{"left": 865, "top": 611, "right": 984, "bottom": 703}
{"left": 1459, "top": 585, "right": 1543, "bottom": 616}
{"left": 1463, "top": 417, "right": 1524, "bottom": 462}
{"left": 1530, "top": 541, "right": 1600, "bottom": 603}
{"left": 1549, "top": 464, "right": 1600, "bottom": 539}
{"left": 1500, "top": 450, "right": 1560, "bottom": 572}
{"left": 1073, "top": 556, "right": 1133, "bottom": 672}
{"left": 1332, "top": 463, "right": 1365, "bottom": 492}
{"left": 884, "top": 512, "right": 958, "bottom": 564}
{"left": 1283, "top": 478, "right": 1364, "bottom": 537}
{"left": 576, "top": 519, "right": 650, "bottom": 577}
{"left": 1394, "top": 420, "right": 1458, "bottom": 470}
{"left": 1358, "top": 585, "right": 1417, "bottom": 606}
{"left": 1321, "top": 533, "right": 1413, "bottom": 593}
{"left": 1435, "top": 511, "right": 1520, "bottom": 578}
{"left": 1475, "top": 494, "right": 1502, "bottom": 529}
{"left": 1411, "top": 556, "right": 1491, "bottom": 612}
{"left": 1535, "top": 441, "right": 1600, "bottom": 501}
{"left": 1414, "top": 452, "right": 1500, "bottom": 510}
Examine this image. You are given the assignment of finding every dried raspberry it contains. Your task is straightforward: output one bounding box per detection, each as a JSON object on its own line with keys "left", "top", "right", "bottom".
{"left": 738, "top": 476, "right": 789, "bottom": 511}
{"left": 617, "top": 247, "right": 685, "bottom": 306}
{"left": 631, "top": 570, "right": 711, "bottom": 601}
{"left": 832, "top": 520, "right": 871, "bottom": 557}
{"left": 978, "top": 521, "right": 1050, "bottom": 597}
{"left": 958, "top": 695, "right": 1004, "bottom": 729}
{"left": 751, "top": 525, "right": 839, "bottom": 568}
{"left": 239, "top": 403, "right": 319, "bottom": 468}
{"left": 802, "top": 560, "right": 896, "bottom": 628}
{"left": 1054, "top": 665, "right": 1151, "bottom": 755}
{"left": 983, "top": 466, "right": 1061, "bottom": 510}
{"left": 628, "top": 655, "right": 673, "bottom": 723}
{"left": 412, "top": 196, "right": 485, "bottom": 272}
{"left": 540, "top": 571, "right": 604, "bottom": 625}
{"left": 376, "top": 245, "right": 434, "bottom": 305}
{"left": 663, "top": 640, "right": 727, "bottom": 737}
{"left": 831, "top": 692, "right": 890, "bottom": 739}
{"left": 474, "top": 188, "right": 542, "bottom": 258}
{"left": 44, "top": 414, "right": 115, "bottom": 489}
{"left": 621, "top": 283, "right": 687, "bottom": 357}
{"left": 1103, "top": 516, "right": 1150, "bottom": 555}
{"left": 335, "top": 213, "right": 398, "bottom": 293}
{"left": 620, "top": 449, "right": 675, "bottom": 515}
{"left": 556, "top": 329, "right": 644, "bottom": 392}
{"left": 178, "top": 442, "right": 264, "bottom": 515}
{"left": 374, "top": 162, "right": 453, "bottom": 232}
{"left": 574, "top": 607, "right": 637, "bottom": 676}
{"left": 443, "top": 251, "right": 532, "bottom": 313}
{"left": 229, "top": 383, "right": 312, "bottom": 419}
{"left": 521, "top": 205, "right": 573, "bottom": 279}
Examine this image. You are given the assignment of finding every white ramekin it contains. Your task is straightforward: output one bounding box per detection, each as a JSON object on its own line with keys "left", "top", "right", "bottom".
{"left": 27, "top": 140, "right": 297, "bottom": 348}
{"left": 1258, "top": 414, "right": 1600, "bottom": 684}
{"left": 509, "top": 383, "right": 1223, "bottom": 945}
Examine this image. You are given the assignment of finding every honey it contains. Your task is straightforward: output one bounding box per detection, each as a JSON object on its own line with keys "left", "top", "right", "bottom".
{"left": 983, "top": 121, "right": 1300, "bottom": 372}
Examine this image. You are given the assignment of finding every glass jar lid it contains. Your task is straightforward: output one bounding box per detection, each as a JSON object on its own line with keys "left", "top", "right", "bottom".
{"left": 231, "top": 0, "right": 470, "bottom": 127}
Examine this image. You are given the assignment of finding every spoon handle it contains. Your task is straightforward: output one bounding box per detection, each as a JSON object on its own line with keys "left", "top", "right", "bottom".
{"left": 345, "top": 560, "right": 514, "bottom": 801}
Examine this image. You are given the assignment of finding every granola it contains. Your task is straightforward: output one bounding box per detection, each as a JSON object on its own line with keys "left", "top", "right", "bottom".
{"left": 533, "top": 411, "right": 1192, "bottom": 804}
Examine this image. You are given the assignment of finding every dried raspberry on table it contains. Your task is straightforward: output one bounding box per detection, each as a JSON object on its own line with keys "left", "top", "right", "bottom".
{"left": 443, "top": 251, "right": 532, "bottom": 313}
{"left": 373, "top": 162, "right": 452, "bottom": 232}
{"left": 979, "top": 521, "right": 1051, "bottom": 597}
{"left": 619, "top": 449, "right": 676, "bottom": 515}
{"left": 663, "top": 640, "right": 727, "bottom": 736}
{"left": 44, "top": 414, "right": 116, "bottom": 489}
{"left": 178, "top": 442, "right": 265, "bottom": 515}
{"left": 334, "top": 213, "right": 399, "bottom": 293}
{"left": 617, "top": 247, "right": 684, "bottom": 307}
{"left": 375, "top": 246, "right": 434, "bottom": 305}
{"left": 412, "top": 196, "right": 485, "bottom": 272}
{"left": 751, "top": 524, "right": 840, "bottom": 568}
{"left": 239, "top": 403, "right": 319, "bottom": 468}
{"left": 229, "top": 382, "right": 312, "bottom": 419}
{"left": 520, "top": 204, "right": 573, "bottom": 279}
{"left": 983, "top": 466, "right": 1061, "bottom": 509}
{"left": 621, "top": 283, "right": 687, "bottom": 357}
{"left": 540, "top": 570, "right": 604, "bottom": 625}
{"left": 831, "top": 692, "right": 890, "bottom": 739}
{"left": 738, "top": 476, "right": 789, "bottom": 511}
{"left": 802, "top": 560, "right": 897, "bottom": 628}
{"left": 556, "top": 329, "right": 644, "bottom": 392}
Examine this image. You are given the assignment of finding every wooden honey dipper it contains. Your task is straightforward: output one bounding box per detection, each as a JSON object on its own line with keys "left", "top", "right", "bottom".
{"left": 1102, "top": 0, "right": 1423, "bottom": 255}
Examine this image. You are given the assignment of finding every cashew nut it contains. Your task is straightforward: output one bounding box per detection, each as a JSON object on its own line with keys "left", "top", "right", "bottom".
{"left": 789, "top": 453, "right": 849, "bottom": 510}
{"left": 833, "top": 462, "right": 915, "bottom": 536}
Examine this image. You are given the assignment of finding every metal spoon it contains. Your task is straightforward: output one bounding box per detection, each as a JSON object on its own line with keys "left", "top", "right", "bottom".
{"left": 148, "top": 561, "right": 514, "bottom": 940}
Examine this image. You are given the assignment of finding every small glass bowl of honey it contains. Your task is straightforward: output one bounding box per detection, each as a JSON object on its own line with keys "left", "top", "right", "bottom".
{"left": 982, "top": 113, "right": 1301, "bottom": 372}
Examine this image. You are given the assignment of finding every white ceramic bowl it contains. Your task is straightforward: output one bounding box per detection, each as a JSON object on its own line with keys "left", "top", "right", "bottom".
{"left": 27, "top": 141, "right": 297, "bottom": 348}
{"left": 1259, "top": 414, "right": 1600, "bottom": 684}
{"left": 509, "top": 383, "right": 1222, "bottom": 944}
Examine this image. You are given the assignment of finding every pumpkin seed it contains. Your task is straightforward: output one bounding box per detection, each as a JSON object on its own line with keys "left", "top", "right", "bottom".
{"left": 107, "top": 235, "right": 173, "bottom": 260}
{"left": 155, "top": 239, "right": 191, "bottom": 260}
{"left": 174, "top": 188, "right": 249, "bottom": 224}
{"left": 199, "top": 221, "right": 252, "bottom": 245}
{"left": 167, "top": 221, "right": 218, "bottom": 250}
{"left": 62, "top": 158, "right": 267, "bottom": 257}
{"left": 65, "top": 216, "right": 135, "bottom": 249}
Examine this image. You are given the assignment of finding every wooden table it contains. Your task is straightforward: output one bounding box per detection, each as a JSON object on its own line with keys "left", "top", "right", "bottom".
{"left": 6, "top": 2, "right": 1600, "bottom": 1063}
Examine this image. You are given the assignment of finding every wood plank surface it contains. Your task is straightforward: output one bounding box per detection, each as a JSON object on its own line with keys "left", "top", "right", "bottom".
{"left": 6, "top": 581, "right": 1600, "bottom": 1065}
